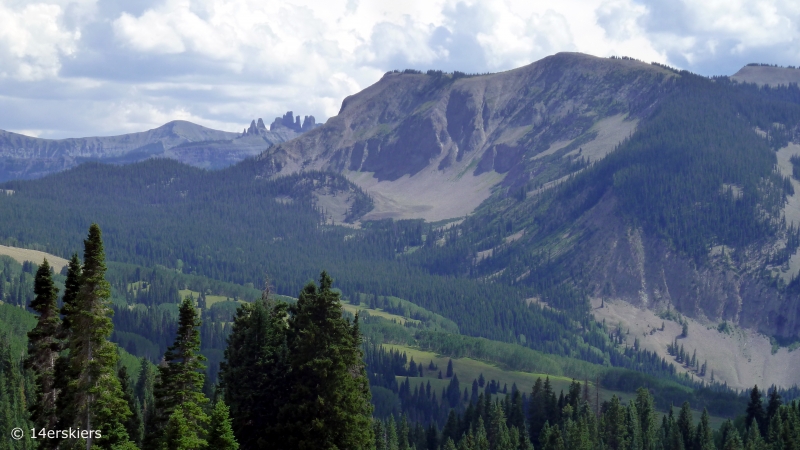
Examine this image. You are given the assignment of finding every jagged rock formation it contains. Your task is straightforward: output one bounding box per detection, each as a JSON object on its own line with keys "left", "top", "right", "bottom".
{"left": 268, "top": 111, "right": 319, "bottom": 133}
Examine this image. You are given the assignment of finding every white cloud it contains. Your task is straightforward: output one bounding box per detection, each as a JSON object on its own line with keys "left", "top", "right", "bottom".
{"left": 0, "top": 2, "right": 81, "bottom": 80}
{"left": 1, "top": 0, "right": 800, "bottom": 138}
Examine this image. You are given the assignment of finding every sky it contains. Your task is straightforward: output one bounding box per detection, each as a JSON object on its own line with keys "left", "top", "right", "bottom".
{"left": 1, "top": 0, "right": 799, "bottom": 139}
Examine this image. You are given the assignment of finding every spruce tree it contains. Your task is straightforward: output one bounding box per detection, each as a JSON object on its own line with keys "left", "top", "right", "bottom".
{"left": 206, "top": 400, "right": 239, "bottom": 450}
{"left": 118, "top": 365, "right": 143, "bottom": 446}
{"left": 63, "top": 224, "right": 134, "bottom": 449}
{"left": 694, "top": 408, "right": 715, "bottom": 450}
{"left": 280, "top": 271, "right": 373, "bottom": 449}
{"left": 54, "top": 253, "right": 82, "bottom": 438}
{"left": 135, "top": 357, "right": 156, "bottom": 432}
{"left": 150, "top": 296, "right": 209, "bottom": 449}
{"left": 746, "top": 385, "right": 766, "bottom": 436}
{"left": 634, "top": 387, "right": 657, "bottom": 450}
{"left": 25, "top": 259, "right": 61, "bottom": 432}
{"left": 162, "top": 406, "right": 205, "bottom": 450}
{"left": 676, "top": 401, "right": 694, "bottom": 450}
{"left": 219, "top": 283, "right": 290, "bottom": 449}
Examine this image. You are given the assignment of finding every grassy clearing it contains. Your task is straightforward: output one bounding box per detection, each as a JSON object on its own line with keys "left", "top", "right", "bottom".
{"left": 341, "top": 300, "right": 421, "bottom": 325}
{"left": 178, "top": 289, "right": 235, "bottom": 308}
{"left": 384, "top": 344, "right": 630, "bottom": 403}
{"left": 0, "top": 244, "right": 68, "bottom": 272}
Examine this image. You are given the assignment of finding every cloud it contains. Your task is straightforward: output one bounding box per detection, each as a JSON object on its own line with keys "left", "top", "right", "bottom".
{"left": 1, "top": 0, "right": 800, "bottom": 139}
{"left": 633, "top": 0, "right": 800, "bottom": 74}
{"left": 0, "top": 2, "right": 81, "bottom": 80}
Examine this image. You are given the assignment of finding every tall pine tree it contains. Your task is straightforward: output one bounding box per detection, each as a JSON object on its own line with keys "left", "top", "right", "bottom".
{"left": 149, "top": 296, "right": 209, "bottom": 450}
{"left": 279, "top": 271, "right": 374, "bottom": 449}
{"left": 219, "top": 282, "right": 290, "bottom": 449}
{"left": 62, "top": 225, "right": 134, "bottom": 449}
{"left": 25, "top": 259, "right": 61, "bottom": 432}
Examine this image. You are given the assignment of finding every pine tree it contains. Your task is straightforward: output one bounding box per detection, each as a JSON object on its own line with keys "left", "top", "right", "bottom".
{"left": 635, "top": 388, "right": 657, "bottom": 450}
{"left": 280, "top": 271, "right": 374, "bottom": 449}
{"left": 601, "top": 395, "right": 628, "bottom": 449}
{"left": 63, "top": 224, "right": 134, "bottom": 449}
{"left": 746, "top": 385, "right": 766, "bottom": 436}
{"left": 25, "top": 259, "right": 61, "bottom": 432}
{"left": 149, "top": 296, "right": 209, "bottom": 449}
{"left": 447, "top": 359, "right": 454, "bottom": 377}
{"left": 676, "top": 401, "right": 694, "bottom": 450}
{"left": 135, "top": 357, "right": 156, "bottom": 432}
{"left": 54, "top": 253, "right": 82, "bottom": 435}
{"left": 206, "top": 400, "right": 239, "bottom": 450}
{"left": 162, "top": 405, "right": 205, "bottom": 450}
{"left": 398, "top": 415, "right": 411, "bottom": 450}
{"left": 694, "top": 409, "right": 715, "bottom": 450}
{"left": 118, "top": 365, "right": 143, "bottom": 446}
{"left": 723, "top": 430, "right": 743, "bottom": 450}
{"left": 743, "top": 423, "right": 766, "bottom": 450}
{"left": 219, "top": 283, "right": 290, "bottom": 449}
{"left": 386, "top": 416, "right": 399, "bottom": 450}
{"left": 766, "top": 388, "right": 782, "bottom": 423}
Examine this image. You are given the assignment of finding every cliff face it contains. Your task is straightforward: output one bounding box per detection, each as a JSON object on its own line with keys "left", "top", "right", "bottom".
{"left": 254, "top": 53, "right": 674, "bottom": 220}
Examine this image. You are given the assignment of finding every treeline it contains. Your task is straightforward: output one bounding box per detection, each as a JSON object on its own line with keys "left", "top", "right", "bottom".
{"left": 372, "top": 383, "right": 800, "bottom": 450}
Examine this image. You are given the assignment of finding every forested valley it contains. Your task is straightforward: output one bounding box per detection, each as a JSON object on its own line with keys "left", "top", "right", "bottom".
{"left": 3, "top": 62, "right": 800, "bottom": 449}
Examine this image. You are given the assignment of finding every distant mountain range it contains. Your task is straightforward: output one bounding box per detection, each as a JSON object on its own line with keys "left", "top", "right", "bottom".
{"left": 0, "top": 111, "right": 319, "bottom": 182}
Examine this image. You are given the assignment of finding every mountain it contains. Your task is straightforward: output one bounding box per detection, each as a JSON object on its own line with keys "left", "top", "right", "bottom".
{"left": 0, "top": 112, "right": 318, "bottom": 182}
{"left": 254, "top": 53, "right": 672, "bottom": 221}
{"left": 249, "top": 53, "right": 800, "bottom": 388}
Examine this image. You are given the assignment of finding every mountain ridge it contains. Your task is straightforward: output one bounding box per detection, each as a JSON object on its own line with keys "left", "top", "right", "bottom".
{"left": 0, "top": 115, "right": 307, "bottom": 181}
{"left": 252, "top": 52, "right": 675, "bottom": 221}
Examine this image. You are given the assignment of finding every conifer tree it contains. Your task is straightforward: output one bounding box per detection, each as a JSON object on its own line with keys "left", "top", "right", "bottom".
{"left": 398, "top": 415, "right": 411, "bottom": 450}
{"left": 723, "top": 430, "right": 743, "bottom": 450}
{"left": 54, "top": 253, "right": 81, "bottom": 437}
{"left": 766, "top": 388, "right": 782, "bottom": 423}
{"left": 63, "top": 224, "right": 134, "bottom": 449}
{"left": 694, "top": 408, "right": 715, "bottom": 450}
{"left": 676, "top": 401, "right": 694, "bottom": 450}
{"left": 219, "top": 283, "right": 289, "bottom": 449}
{"left": 135, "top": 357, "right": 156, "bottom": 430}
{"left": 386, "top": 416, "right": 399, "bottom": 450}
{"left": 206, "top": 400, "right": 239, "bottom": 450}
{"left": 601, "top": 395, "right": 628, "bottom": 449}
{"left": 634, "top": 388, "right": 657, "bottom": 450}
{"left": 25, "top": 259, "right": 61, "bottom": 432}
{"left": 149, "top": 296, "right": 209, "bottom": 449}
{"left": 118, "top": 365, "right": 143, "bottom": 446}
{"left": 743, "top": 422, "right": 766, "bottom": 450}
{"left": 162, "top": 406, "right": 205, "bottom": 450}
{"left": 746, "top": 386, "right": 766, "bottom": 436}
{"left": 374, "top": 419, "right": 386, "bottom": 450}
{"left": 279, "top": 271, "right": 373, "bottom": 449}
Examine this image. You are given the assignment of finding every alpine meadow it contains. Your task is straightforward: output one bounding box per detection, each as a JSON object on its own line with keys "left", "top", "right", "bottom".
{"left": 2, "top": 40, "right": 800, "bottom": 450}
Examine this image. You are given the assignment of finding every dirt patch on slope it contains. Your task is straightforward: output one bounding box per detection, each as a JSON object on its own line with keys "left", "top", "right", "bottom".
{"left": 592, "top": 298, "right": 800, "bottom": 390}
